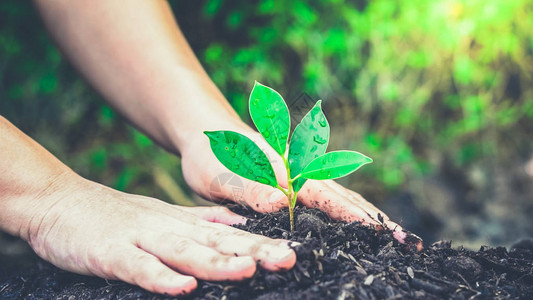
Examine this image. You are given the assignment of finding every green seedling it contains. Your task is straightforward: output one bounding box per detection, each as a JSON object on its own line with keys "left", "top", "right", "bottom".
{"left": 205, "top": 81, "right": 372, "bottom": 230}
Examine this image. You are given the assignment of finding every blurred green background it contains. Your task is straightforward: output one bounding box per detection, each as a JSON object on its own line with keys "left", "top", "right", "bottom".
{"left": 1, "top": 0, "right": 532, "bottom": 249}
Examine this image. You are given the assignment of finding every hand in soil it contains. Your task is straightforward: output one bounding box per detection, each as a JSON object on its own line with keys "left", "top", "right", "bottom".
{"left": 20, "top": 174, "right": 296, "bottom": 296}
{"left": 182, "top": 125, "right": 421, "bottom": 248}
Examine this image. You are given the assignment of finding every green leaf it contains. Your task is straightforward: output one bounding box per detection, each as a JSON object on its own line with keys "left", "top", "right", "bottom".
{"left": 249, "top": 81, "right": 290, "bottom": 156}
{"left": 204, "top": 130, "right": 278, "bottom": 187}
{"left": 288, "top": 100, "right": 329, "bottom": 192}
{"left": 301, "top": 151, "right": 372, "bottom": 180}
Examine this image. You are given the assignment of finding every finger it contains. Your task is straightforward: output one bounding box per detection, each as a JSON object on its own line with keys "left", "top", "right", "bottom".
{"left": 192, "top": 222, "right": 297, "bottom": 271}
{"left": 242, "top": 180, "right": 288, "bottom": 213}
{"left": 300, "top": 181, "right": 422, "bottom": 248}
{"left": 302, "top": 180, "right": 394, "bottom": 227}
{"left": 138, "top": 233, "right": 257, "bottom": 281}
{"left": 203, "top": 172, "right": 288, "bottom": 213}
{"left": 325, "top": 181, "right": 389, "bottom": 222}
{"left": 208, "top": 176, "right": 288, "bottom": 213}
{"left": 343, "top": 189, "right": 423, "bottom": 249}
{"left": 326, "top": 183, "right": 412, "bottom": 244}
{"left": 343, "top": 190, "right": 409, "bottom": 243}
{"left": 298, "top": 180, "right": 377, "bottom": 224}
{"left": 98, "top": 245, "right": 197, "bottom": 296}
{"left": 178, "top": 206, "right": 247, "bottom": 225}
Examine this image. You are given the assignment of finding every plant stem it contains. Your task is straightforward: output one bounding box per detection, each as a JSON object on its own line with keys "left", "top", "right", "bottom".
{"left": 281, "top": 154, "right": 296, "bottom": 231}
{"left": 275, "top": 184, "right": 289, "bottom": 196}
{"left": 288, "top": 191, "right": 297, "bottom": 231}
{"left": 288, "top": 201, "right": 294, "bottom": 231}
{"left": 290, "top": 173, "right": 302, "bottom": 182}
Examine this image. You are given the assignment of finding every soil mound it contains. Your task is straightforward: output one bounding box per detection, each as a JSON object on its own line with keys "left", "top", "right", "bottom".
{"left": 1, "top": 206, "right": 531, "bottom": 299}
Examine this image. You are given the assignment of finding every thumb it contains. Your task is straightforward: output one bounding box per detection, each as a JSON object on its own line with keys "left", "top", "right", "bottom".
{"left": 206, "top": 173, "right": 287, "bottom": 213}
{"left": 242, "top": 181, "right": 288, "bottom": 213}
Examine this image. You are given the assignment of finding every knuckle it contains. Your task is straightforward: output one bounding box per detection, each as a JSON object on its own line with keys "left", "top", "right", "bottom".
{"left": 171, "top": 238, "right": 195, "bottom": 256}
{"left": 206, "top": 229, "right": 230, "bottom": 247}
{"left": 134, "top": 252, "right": 155, "bottom": 265}
{"left": 130, "top": 254, "right": 167, "bottom": 287}
{"left": 246, "top": 242, "right": 262, "bottom": 256}
{"left": 209, "top": 254, "right": 231, "bottom": 268}
{"left": 245, "top": 181, "right": 265, "bottom": 199}
{"left": 351, "top": 191, "right": 363, "bottom": 198}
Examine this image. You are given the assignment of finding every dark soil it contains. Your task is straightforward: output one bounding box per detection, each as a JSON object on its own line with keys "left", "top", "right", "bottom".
{"left": 1, "top": 205, "right": 532, "bottom": 299}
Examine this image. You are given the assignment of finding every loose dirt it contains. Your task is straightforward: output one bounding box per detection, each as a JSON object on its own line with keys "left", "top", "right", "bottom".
{"left": 1, "top": 205, "right": 531, "bottom": 299}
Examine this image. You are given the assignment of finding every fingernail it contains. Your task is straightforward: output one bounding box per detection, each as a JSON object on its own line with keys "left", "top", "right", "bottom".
{"left": 393, "top": 230, "right": 407, "bottom": 243}
{"left": 278, "top": 240, "right": 301, "bottom": 248}
{"left": 172, "top": 276, "right": 196, "bottom": 288}
{"left": 268, "top": 246, "right": 295, "bottom": 262}
{"left": 269, "top": 189, "right": 285, "bottom": 203}
{"left": 416, "top": 241, "right": 423, "bottom": 252}
{"left": 288, "top": 241, "right": 301, "bottom": 248}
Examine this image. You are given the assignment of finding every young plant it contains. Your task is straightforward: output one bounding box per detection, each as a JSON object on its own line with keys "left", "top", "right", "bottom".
{"left": 204, "top": 82, "right": 372, "bottom": 230}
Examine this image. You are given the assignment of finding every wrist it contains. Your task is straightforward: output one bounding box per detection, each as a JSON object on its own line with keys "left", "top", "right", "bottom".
{"left": 129, "top": 67, "right": 248, "bottom": 156}
{"left": 0, "top": 168, "right": 77, "bottom": 241}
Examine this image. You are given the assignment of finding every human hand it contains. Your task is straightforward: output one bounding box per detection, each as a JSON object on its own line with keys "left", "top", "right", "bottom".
{"left": 181, "top": 124, "right": 421, "bottom": 248}
{"left": 22, "top": 173, "right": 296, "bottom": 296}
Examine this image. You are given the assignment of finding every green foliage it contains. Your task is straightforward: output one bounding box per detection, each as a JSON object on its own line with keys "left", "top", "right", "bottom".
{"left": 204, "top": 130, "right": 278, "bottom": 187}
{"left": 2, "top": 0, "right": 532, "bottom": 214}
{"left": 301, "top": 151, "right": 373, "bottom": 180}
{"left": 206, "top": 82, "right": 372, "bottom": 230}
{"left": 288, "top": 100, "right": 329, "bottom": 192}
{"left": 249, "top": 82, "right": 290, "bottom": 155}
{"left": 197, "top": 0, "right": 533, "bottom": 194}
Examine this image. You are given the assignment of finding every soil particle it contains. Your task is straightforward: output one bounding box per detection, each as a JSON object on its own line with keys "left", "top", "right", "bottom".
{"left": 1, "top": 205, "right": 532, "bottom": 299}
{"left": 443, "top": 256, "right": 482, "bottom": 281}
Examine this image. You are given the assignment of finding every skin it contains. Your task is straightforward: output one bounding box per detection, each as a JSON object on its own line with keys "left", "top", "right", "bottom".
{"left": 0, "top": 116, "right": 297, "bottom": 295}
{"left": 0, "top": 0, "right": 420, "bottom": 296}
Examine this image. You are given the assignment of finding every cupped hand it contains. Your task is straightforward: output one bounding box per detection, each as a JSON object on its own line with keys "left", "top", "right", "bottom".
{"left": 23, "top": 173, "right": 296, "bottom": 296}
{"left": 181, "top": 124, "right": 421, "bottom": 248}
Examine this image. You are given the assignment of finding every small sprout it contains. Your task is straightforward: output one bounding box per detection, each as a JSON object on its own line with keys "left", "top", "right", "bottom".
{"left": 205, "top": 81, "right": 372, "bottom": 230}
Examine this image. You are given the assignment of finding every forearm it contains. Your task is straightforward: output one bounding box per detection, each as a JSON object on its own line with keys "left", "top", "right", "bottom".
{"left": 0, "top": 116, "right": 75, "bottom": 239}
{"left": 33, "top": 0, "right": 244, "bottom": 154}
